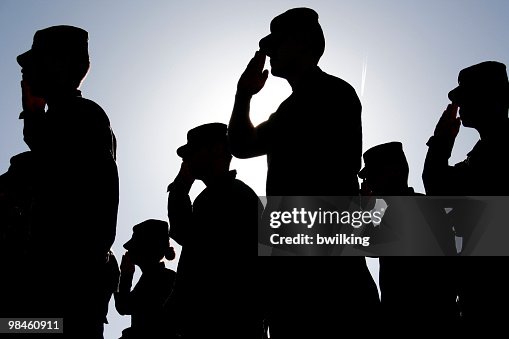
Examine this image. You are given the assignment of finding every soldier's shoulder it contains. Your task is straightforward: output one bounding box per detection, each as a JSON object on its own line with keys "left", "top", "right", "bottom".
{"left": 162, "top": 267, "right": 177, "bottom": 280}
{"left": 231, "top": 178, "right": 262, "bottom": 207}
{"left": 75, "top": 97, "right": 110, "bottom": 124}
{"left": 75, "top": 97, "right": 106, "bottom": 114}
{"left": 320, "top": 70, "right": 357, "bottom": 93}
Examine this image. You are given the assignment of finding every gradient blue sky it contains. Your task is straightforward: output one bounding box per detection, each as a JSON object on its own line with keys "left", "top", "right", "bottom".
{"left": 1, "top": 1, "right": 508, "bottom": 338}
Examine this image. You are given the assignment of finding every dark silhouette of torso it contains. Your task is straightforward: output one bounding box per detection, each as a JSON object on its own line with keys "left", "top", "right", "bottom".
{"left": 258, "top": 66, "right": 362, "bottom": 196}
{"left": 168, "top": 170, "right": 262, "bottom": 338}
{"left": 27, "top": 92, "right": 118, "bottom": 264}
{"left": 258, "top": 69, "right": 380, "bottom": 338}
{"left": 116, "top": 263, "right": 175, "bottom": 339}
{"left": 23, "top": 90, "right": 119, "bottom": 337}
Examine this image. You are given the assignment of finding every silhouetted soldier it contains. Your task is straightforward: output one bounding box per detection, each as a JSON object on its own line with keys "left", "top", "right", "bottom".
{"left": 166, "top": 123, "right": 262, "bottom": 338}
{"left": 228, "top": 8, "right": 379, "bottom": 338}
{"left": 115, "top": 220, "right": 176, "bottom": 339}
{"left": 359, "top": 142, "right": 458, "bottom": 333}
{"left": 16, "top": 25, "right": 119, "bottom": 338}
{"left": 229, "top": 8, "right": 361, "bottom": 196}
{"left": 423, "top": 61, "right": 509, "bottom": 330}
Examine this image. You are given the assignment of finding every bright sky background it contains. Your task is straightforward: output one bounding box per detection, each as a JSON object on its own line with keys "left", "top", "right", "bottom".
{"left": 1, "top": 1, "right": 508, "bottom": 338}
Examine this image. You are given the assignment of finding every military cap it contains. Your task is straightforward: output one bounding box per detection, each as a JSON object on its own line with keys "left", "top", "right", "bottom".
{"left": 448, "top": 61, "right": 509, "bottom": 105}
{"left": 123, "top": 219, "right": 169, "bottom": 251}
{"left": 17, "top": 25, "right": 89, "bottom": 67}
{"left": 259, "top": 7, "right": 325, "bottom": 58}
{"left": 359, "top": 142, "right": 408, "bottom": 179}
{"left": 177, "top": 123, "right": 228, "bottom": 158}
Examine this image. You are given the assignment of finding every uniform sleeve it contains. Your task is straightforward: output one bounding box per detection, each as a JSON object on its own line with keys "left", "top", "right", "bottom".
{"left": 255, "top": 113, "right": 277, "bottom": 155}
{"left": 21, "top": 109, "right": 47, "bottom": 152}
{"left": 423, "top": 135, "right": 465, "bottom": 195}
{"left": 167, "top": 181, "right": 193, "bottom": 246}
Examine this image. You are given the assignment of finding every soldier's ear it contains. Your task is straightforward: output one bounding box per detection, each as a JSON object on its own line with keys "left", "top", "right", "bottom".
{"left": 46, "top": 57, "right": 88, "bottom": 90}
{"left": 209, "top": 142, "right": 225, "bottom": 157}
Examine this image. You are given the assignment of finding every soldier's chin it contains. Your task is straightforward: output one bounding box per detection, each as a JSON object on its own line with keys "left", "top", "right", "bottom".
{"left": 461, "top": 118, "right": 474, "bottom": 128}
{"left": 192, "top": 171, "right": 205, "bottom": 181}
{"left": 270, "top": 66, "right": 286, "bottom": 78}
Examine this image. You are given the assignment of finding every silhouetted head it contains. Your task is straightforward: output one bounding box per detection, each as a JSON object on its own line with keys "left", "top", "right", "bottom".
{"left": 259, "top": 8, "right": 325, "bottom": 78}
{"left": 123, "top": 219, "right": 175, "bottom": 267}
{"left": 359, "top": 142, "right": 409, "bottom": 195}
{"left": 448, "top": 61, "right": 509, "bottom": 129}
{"left": 17, "top": 25, "right": 90, "bottom": 98}
{"left": 177, "top": 123, "right": 232, "bottom": 181}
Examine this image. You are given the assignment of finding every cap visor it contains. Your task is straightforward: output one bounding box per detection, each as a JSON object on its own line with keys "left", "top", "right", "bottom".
{"left": 358, "top": 167, "right": 368, "bottom": 179}
{"left": 448, "top": 87, "right": 462, "bottom": 103}
{"left": 176, "top": 144, "right": 189, "bottom": 158}
{"left": 16, "top": 50, "right": 33, "bottom": 67}
{"left": 259, "top": 34, "right": 273, "bottom": 54}
{"left": 123, "top": 239, "right": 133, "bottom": 251}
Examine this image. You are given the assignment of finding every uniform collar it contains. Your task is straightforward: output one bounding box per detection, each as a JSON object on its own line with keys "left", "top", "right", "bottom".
{"left": 206, "top": 170, "right": 237, "bottom": 189}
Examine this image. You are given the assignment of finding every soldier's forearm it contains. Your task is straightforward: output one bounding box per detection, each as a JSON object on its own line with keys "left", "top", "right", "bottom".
{"left": 423, "top": 136, "right": 457, "bottom": 195}
{"left": 167, "top": 189, "right": 192, "bottom": 246}
{"left": 229, "top": 93, "right": 263, "bottom": 159}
